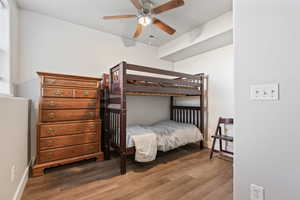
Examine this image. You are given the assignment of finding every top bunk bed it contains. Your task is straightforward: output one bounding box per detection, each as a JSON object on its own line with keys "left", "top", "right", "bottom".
{"left": 108, "top": 62, "right": 205, "bottom": 97}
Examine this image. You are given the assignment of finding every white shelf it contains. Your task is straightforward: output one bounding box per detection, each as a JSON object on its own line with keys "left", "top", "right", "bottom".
{"left": 161, "top": 30, "right": 233, "bottom": 62}
{"left": 158, "top": 11, "right": 233, "bottom": 62}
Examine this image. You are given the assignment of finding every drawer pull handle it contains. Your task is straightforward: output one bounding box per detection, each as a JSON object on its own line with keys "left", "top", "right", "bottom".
{"left": 83, "top": 91, "right": 90, "bottom": 96}
{"left": 87, "top": 82, "right": 97, "bottom": 86}
{"left": 88, "top": 102, "right": 96, "bottom": 107}
{"left": 54, "top": 89, "right": 62, "bottom": 95}
{"left": 47, "top": 153, "right": 54, "bottom": 159}
{"left": 48, "top": 101, "right": 56, "bottom": 107}
{"left": 88, "top": 146, "right": 95, "bottom": 150}
{"left": 47, "top": 79, "right": 56, "bottom": 84}
{"left": 47, "top": 128, "right": 56, "bottom": 134}
{"left": 48, "top": 113, "right": 56, "bottom": 119}
{"left": 90, "top": 135, "right": 97, "bottom": 139}
{"left": 89, "top": 125, "right": 96, "bottom": 129}
{"left": 47, "top": 141, "right": 55, "bottom": 146}
{"left": 87, "top": 112, "right": 94, "bottom": 118}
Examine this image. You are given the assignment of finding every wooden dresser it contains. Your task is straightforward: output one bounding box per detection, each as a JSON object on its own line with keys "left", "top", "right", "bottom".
{"left": 32, "top": 72, "right": 104, "bottom": 177}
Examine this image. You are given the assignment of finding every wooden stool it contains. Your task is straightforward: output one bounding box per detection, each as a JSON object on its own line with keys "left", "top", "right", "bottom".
{"left": 210, "top": 117, "right": 234, "bottom": 159}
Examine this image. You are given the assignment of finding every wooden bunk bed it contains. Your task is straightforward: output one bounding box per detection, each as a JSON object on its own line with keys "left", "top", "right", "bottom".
{"left": 103, "top": 62, "right": 207, "bottom": 174}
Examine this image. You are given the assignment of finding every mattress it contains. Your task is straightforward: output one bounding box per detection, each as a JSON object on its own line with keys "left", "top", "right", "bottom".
{"left": 126, "top": 120, "right": 203, "bottom": 152}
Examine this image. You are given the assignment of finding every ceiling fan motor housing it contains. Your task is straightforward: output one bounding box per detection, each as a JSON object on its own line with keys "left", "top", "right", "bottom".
{"left": 139, "top": 7, "right": 151, "bottom": 16}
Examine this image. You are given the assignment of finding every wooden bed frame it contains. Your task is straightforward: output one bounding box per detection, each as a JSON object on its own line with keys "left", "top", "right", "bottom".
{"left": 103, "top": 62, "right": 206, "bottom": 174}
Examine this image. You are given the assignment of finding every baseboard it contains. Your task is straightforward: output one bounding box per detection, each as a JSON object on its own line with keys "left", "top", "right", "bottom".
{"left": 12, "top": 166, "right": 29, "bottom": 200}
{"left": 30, "top": 156, "right": 36, "bottom": 166}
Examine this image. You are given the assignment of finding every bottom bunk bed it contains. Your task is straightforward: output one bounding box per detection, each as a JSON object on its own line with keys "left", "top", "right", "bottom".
{"left": 107, "top": 104, "right": 205, "bottom": 174}
{"left": 127, "top": 120, "right": 202, "bottom": 151}
{"left": 127, "top": 120, "right": 203, "bottom": 162}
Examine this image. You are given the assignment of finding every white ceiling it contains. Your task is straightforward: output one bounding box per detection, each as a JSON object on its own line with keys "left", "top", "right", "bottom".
{"left": 16, "top": 0, "right": 232, "bottom": 47}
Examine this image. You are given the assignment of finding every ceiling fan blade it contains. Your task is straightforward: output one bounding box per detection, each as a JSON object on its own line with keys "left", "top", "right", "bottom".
{"left": 152, "top": 18, "right": 176, "bottom": 35}
{"left": 152, "top": 0, "right": 184, "bottom": 14}
{"left": 103, "top": 15, "right": 136, "bottom": 20}
{"left": 133, "top": 24, "right": 143, "bottom": 38}
{"left": 130, "top": 0, "right": 143, "bottom": 9}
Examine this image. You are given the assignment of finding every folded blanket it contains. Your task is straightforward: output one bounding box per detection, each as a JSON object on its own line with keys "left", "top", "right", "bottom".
{"left": 131, "top": 133, "right": 157, "bottom": 162}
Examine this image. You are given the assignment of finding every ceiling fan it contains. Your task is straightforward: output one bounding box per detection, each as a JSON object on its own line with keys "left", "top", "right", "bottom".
{"left": 103, "top": 0, "right": 185, "bottom": 38}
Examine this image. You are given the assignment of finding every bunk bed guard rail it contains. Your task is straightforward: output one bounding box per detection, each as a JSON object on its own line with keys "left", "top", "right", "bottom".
{"left": 110, "top": 62, "right": 203, "bottom": 96}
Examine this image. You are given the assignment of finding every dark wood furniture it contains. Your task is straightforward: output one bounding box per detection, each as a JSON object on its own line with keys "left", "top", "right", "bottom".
{"left": 104, "top": 62, "right": 207, "bottom": 175}
{"left": 32, "top": 72, "right": 104, "bottom": 177}
{"left": 100, "top": 73, "right": 110, "bottom": 160}
{"left": 210, "top": 117, "right": 234, "bottom": 159}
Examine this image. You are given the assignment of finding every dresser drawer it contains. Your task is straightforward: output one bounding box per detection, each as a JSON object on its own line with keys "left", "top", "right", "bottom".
{"left": 41, "top": 109, "right": 98, "bottom": 122}
{"left": 39, "top": 143, "right": 99, "bottom": 163}
{"left": 41, "top": 98, "right": 97, "bottom": 109}
{"left": 42, "top": 88, "right": 73, "bottom": 98}
{"left": 75, "top": 89, "right": 97, "bottom": 98}
{"left": 44, "top": 77, "right": 98, "bottom": 88}
{"left": 40, "top": 121, "right": 99, "bottom": 137}
{"left": 40, "top": 133, "right": 98, "bottom": 150}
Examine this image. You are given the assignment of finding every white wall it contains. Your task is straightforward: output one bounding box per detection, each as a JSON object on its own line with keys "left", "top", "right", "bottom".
{"left": 0, "top": 3, "right": 9, "bottom": 93}
{"left": 9, "top": 0, "right": 20, "bottom": 93}
{"left": 0, "top": 0, "right": 19, "bottom": 95}
{"left": 18, "top": 10, "right": 173, "bottom": 84}
{"left": 234, "top": 0, "right": 300, "bottom": 199}
{"left": 0, "top": 97, "right": 29, "bottom": 200}
{"left": 0, "top": 1, "right": 9, "bottom": 51}
{"left": 17, "top": 10, "right": 173, "bottom": 162}
{"left": 127, "top": 95, "right": 170, "bottom": 126}
{"left": 174, "top": 45, "right": 234, "bottom": 147}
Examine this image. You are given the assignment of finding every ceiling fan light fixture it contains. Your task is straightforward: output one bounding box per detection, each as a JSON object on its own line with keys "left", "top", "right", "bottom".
{"left": 138, "top": 15, "right": 152, "bottom": 26}
{"left": 104, "top": 0, "right": 181, "bottom": 38}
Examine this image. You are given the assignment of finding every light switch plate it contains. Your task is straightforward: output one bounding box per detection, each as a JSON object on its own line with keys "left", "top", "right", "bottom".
{"left": 251, "top": 184, "right": 264, "bottom": 200}
{"left": 250, "top": 83, "right": 279, "bottom": 100}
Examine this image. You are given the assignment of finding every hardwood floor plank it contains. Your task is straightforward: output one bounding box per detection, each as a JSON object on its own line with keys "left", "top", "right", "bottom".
{"left": 130, "top": 175, "right": 194, "bottom": 200}
{"left": 22, "top": 147, "right": 233, "bottom": 200}
{"left": 201, "top": 178, "right": 233, "bottom": 200}
{"left": 178, "top": 168, "right": 233, "bottom": 200}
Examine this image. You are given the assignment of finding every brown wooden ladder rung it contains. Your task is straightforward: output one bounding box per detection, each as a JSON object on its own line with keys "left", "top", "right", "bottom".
{"left": 211, "top": 135, "right": 234, "bottom": 142}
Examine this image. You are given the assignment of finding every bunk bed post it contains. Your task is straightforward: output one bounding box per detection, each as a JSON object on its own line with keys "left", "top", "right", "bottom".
{"left": 103, "top": 83, "right": 110, "bottom": 160}
{"left": 170, "top": 96, "right": 174, "bottom": 120}
{"left": 120, "top": 61, "right": 127, "bottom": 175}
{"left": 199, "top": 74, "right": 205, "bottom": 149}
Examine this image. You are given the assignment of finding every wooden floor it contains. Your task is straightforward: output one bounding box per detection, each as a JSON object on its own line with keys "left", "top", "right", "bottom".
{"left": 22, "top": 146, "right": 233, "bottom": 200}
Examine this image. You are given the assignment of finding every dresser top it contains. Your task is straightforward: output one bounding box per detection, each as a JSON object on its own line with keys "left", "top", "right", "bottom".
{"left": 37, "top": 72, "right": 102, "bottom": 81}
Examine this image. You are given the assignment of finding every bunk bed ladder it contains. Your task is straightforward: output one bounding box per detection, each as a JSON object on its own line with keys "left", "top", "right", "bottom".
{"left": 107, "top": 62, "right": 128, "bottom": 175}
{"left": 119, "top": 62, "right": 127, "bottom": 175}
{"left": 199, "top": 74, "right": 205, "bottom": 149}
{"left": 102, "top": 84, "right": 110, "bottom": 160}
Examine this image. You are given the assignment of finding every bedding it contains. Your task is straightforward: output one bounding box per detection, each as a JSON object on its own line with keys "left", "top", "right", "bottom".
{"left": 127, "top": 120, "right": 203, "bottom": 162}
{"left": 149, "top": 120, "right": 203, "bottom": 152}
{"left": 126, "top": 125, "right": 157, "bottom": 162}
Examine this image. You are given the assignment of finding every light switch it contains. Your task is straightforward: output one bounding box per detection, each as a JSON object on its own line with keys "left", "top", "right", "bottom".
{"left": 250, "top": 83, "right": 279, "bottom": 100}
